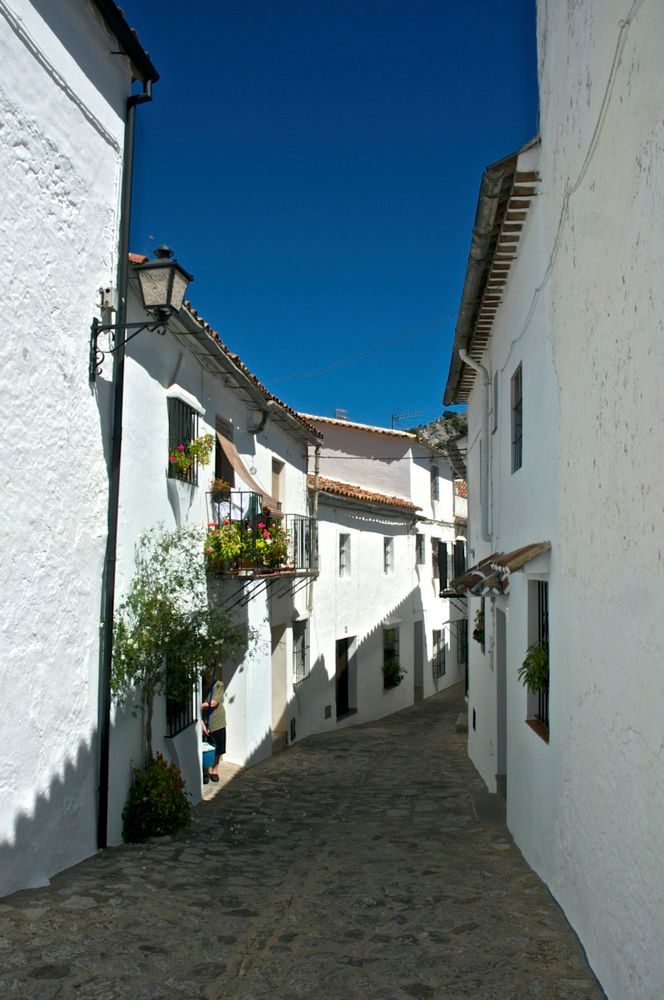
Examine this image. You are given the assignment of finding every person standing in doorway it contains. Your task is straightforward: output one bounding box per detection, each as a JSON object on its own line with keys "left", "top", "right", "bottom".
{"left": 202, "top": 670, "right": 226, "bottom": 784}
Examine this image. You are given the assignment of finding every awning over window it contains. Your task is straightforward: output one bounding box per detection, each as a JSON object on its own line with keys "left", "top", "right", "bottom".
{"left": 443, "top": 541, "right": 551, "bottom": 597}
{"left": 216, "top": 432, "right": 283, "bottom": 516}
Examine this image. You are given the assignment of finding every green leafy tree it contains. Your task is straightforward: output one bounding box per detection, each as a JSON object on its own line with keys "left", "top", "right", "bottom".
{"left": 111, "top": 524, "right": 245, "bottom": 763}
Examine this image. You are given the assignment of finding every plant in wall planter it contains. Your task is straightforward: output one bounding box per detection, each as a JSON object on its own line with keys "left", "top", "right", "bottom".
{"left": 472, "top": 608, "right": 485, "bottom": 645}
{"left": 382, "top": 658, "right": 405, "bottom": 689}
{"left": 168, "top": 433, "right": 214, "bottom": 476}
{"left": 210, "top": 477, "right": 231, "bottom": 502}
{"left": 205, "top": 520, "right": 242, "bottom": 570}
{"left": 517, "top": 642, "right": 549, "bottom": 693}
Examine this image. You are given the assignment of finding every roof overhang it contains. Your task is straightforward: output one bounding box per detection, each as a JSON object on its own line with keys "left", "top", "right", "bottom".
{"left": 443, "top": 139, "right": 540, "bottom": 406}
{"left": 91, "top": 0, "right": 159, "bottom": 83}
{"left": 443, "top": 541, "right": 551, "bottom": 597}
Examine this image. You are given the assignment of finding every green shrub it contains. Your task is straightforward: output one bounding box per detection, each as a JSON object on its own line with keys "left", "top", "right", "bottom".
{"left": 122, "top": 753, "right": 192, "bottom": 843}
{"left": 382, "top": 658, "right": 405, "bottom": 689}
{"left": 517, "top": 642, "right": 549, "bottom": 693}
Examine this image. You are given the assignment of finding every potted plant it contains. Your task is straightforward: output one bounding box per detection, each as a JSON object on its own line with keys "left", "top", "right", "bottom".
{"left": 205, "top": 520, "right": 242, "bottom": 570}
{"left": 382, "top": 657, "right": 405, "bottom": 689}
{"left": 254, "top": 519, "right": 289, "bottom": 568}
{"left": 168, "top": 433, "right": 214, "bottom": 478}
{"left": 517, "top": 642, "right": 549, "bottom": 693}
{"left": 472, "top": 608, "right": 485, "bottom": 646}
{"left": 210, "top": 477, "right": 230, "bottom": 502}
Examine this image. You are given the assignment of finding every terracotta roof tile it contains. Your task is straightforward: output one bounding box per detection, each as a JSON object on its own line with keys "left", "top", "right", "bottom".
{"left": 308, "top": 475, "right": 420, "bottom": 512}
{"left": 300, "top": 413, "right": 419, "bottom": 440}
{"left": 455, "top": 479, "right": 468, "bottom": 498}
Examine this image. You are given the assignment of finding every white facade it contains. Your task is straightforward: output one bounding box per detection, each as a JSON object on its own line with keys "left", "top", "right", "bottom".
{"left": 107, "top": 271, "right": 318, "bottom": 844}
{"left": 0, "top": 1, "right": 154, "bottom": 897}
{"left": 444, "top": 3, "right": 664, "bottom": 996}
{"left": 288, "top": 416, "right": 467, "bottom": 742}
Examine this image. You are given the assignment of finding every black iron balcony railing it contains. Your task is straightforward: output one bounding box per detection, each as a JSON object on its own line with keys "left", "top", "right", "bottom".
{"left": 206, "top": 490, "right": 317, "bottom": 576}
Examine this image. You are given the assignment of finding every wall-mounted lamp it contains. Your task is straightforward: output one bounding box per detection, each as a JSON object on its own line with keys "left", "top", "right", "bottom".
{"left": 89, "top": 245, "right": 193, "bottom": 381}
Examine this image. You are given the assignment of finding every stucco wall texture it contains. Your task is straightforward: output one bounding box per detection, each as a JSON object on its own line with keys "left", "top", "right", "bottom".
{"left": 539, "top": 2, "right": 664, "bottom": 996}
{"left": 0, "top": 0, "right": 130, "bottom": 895}
{"left": 464, "top": 3, "right": 664, "bottom": 997}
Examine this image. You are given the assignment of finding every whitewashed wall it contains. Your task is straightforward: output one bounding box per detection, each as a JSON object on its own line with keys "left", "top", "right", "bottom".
{"left": 0, "top": 0, "right": 131, "bottom": 895}
{"left": 289, "top": 421, "right": 463, "bottom": 742}
{"left": 462, "top": 4, "right": 664, "bottom": 995}
{"left": 536, "top": 3, "right": 664, "bottom": 995}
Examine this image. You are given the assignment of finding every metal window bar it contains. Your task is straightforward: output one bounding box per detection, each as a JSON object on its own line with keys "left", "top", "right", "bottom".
{"left": 537, "top": 580, "right": 549, "bottom": 728}
{"left": 168, "top": 398, "right": 199, "bottom": 485}
{"left": 432, "top": 630, "right": 446, "bottom": 679}
{"left": 165, "top": 686, "right": 197, "bottom": 738}
{"left": 511, "top": 365, "right": 523, "bottom": 473}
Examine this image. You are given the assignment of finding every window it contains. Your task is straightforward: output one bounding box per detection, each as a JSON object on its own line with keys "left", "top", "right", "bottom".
{"left": 339, "top": 533, "right": 351, "bottom": 577}
{"left": 272, "top": 458, "right": 284, "bottom": 502}
{"left": 432, "top": 629, "right": 446, "bottom": 679}
{"left": 536, "top": 581, "right": 549, "bottom": 729}
{"left": 431, "top": 465, "right": 440, "bottom": 502}
{"left": 214, "top": 418, "right": 234, "bottom": 487}
{"left": 456, "top": 616, "right": 468, "bottom": 667}
{"left": 454, "top": 539, "right": 466, "bottom": 579}
{"left": 415, "top": 533, "right": 425, "bottom": 565}
{"left": 383, "top": 626, "right": 400, "bottom": 688}
{"left": 168, "top": 397, "right": 199, "bottom": 484}
{"left": 165, "top": 667, "right": 196, "bottom": 737}
{"left": 383, "top": 536, "right": 394, "bottom": 574}
{"left": 511, "top": 364, "right": 523, "bottom": 472}
{"left": 437, "top": 541, "right": 448, "bottom": 595}
{"left": 293, "top": 620, "right": 310, "bottom": 682}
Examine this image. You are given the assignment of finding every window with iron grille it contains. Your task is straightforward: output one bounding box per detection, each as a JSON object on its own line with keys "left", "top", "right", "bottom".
{"left": 416, "top": 533, "right": 425, "bottom": 565}
{"left": 456, "top": 616, "right": 468, "bottom": 666}
{"left": 165, "top": 684, "right": 197, "bottom": 738}
{"left": 511, "top": 364, "right": 523, "bottom": 473}
{"left": 431, "top": 465, "right": 440, "bottom": 502}
{"left": 432, "top": 629, "right": 446, "bottom": 678}
{"left": 293, "top": 620, "right": 310, "bottom": 682}
{"left": 383, "top": 536, "right": 394, "bottom": 574}
{"left": 537, "top": 581, "right": 549, "bottom": 729}
{"left": 383, "top": 626, "right": 399, "bottom": 672}
{"left": 339, "top": 533, "right": 351, "bottom": 577}
{"left": 168, "top": 398, "right": 199, "bottom": 484}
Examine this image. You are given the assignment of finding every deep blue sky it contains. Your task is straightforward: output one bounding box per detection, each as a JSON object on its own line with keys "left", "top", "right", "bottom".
{"left": 123, "top": 1, "right": 538, "bottom": 428}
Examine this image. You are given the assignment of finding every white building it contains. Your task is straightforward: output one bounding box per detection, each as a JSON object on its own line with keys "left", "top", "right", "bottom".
{"left": 289, "top": 415, "right": 467, "bottom": 741}
{"left": 443, "top": 3, "right": 664, "bottom": 996}
{"left": 0, "top": 1, "right": 157, "bottom": 897}
{"left": 106, "top": 258, "right": 321, "bottom": 844}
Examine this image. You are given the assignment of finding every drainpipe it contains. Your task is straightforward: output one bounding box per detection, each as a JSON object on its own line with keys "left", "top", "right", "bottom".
{"left": 97, "top": 80, "right": 153, "bottom": 850}
{"left": 458, "top": 349, "right": 491, "bottom": 544}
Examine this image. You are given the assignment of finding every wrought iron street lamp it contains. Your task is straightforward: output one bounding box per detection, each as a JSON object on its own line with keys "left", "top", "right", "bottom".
{"left": 89, "top": 245, "right": 193, "bottom": 381}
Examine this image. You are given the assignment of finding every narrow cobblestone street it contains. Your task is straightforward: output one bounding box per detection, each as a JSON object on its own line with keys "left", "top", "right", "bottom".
{"left": 0, "top": 685, "right": 603, "bottom": 999}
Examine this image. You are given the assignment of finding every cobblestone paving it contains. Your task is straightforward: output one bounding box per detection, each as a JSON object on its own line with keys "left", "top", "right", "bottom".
{"left": 0, "top": 684, "right": 604, "bottom": 999}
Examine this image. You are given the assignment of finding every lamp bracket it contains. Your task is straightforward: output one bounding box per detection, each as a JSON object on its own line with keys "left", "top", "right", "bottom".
{"left": 89, "top": 314, "right": 167, "bottom": 382}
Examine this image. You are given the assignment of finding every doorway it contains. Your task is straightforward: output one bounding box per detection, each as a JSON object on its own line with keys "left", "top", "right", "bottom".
{"left": 495, "top": 607, "right": 507, "bottom": 800}
{"left": 271, "top": 625, "right": 288, "bottom": 752}
{"left": 336, "top": 638, "right": 351, "bottom": 718}
{"left": 413, "top": 620, "right": 424, "bottom": 702}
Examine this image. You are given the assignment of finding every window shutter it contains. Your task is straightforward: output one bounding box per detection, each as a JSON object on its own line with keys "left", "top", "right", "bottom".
{"left": 454, "top": 540, "right": 466, "bottom": 578}
{"left": 438, "top": 541, "right": 448, "bottom": 594}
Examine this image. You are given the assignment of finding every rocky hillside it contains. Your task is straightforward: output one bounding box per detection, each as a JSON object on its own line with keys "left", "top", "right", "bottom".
{"left": 409, "top": 410, "right": 467, "bottom": 477}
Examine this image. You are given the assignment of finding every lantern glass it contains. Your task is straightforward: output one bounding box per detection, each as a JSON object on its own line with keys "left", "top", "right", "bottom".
{"left": 137, "top": 265, "right": 172, "bottom": 310}
{"left": 136, "top": 247, "right": 193, "bottom": 316}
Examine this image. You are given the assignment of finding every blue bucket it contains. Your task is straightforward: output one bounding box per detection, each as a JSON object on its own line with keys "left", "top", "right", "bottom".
{"left": 201, "top": 742, "right": 216, "bottom": 768}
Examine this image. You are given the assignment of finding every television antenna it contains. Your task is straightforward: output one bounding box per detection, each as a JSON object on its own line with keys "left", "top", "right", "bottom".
{"left": 391, "top": 410, "right": 422, "bottom": 429}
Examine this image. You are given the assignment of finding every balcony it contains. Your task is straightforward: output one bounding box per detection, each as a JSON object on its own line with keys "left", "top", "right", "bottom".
{"left": 206, "top": 490, "right": 317, "bottom": 577}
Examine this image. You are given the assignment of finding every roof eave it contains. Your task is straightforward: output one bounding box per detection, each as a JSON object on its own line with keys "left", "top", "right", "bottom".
{"left": 91, "top": 0, "right": 159, "bottom": 83}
